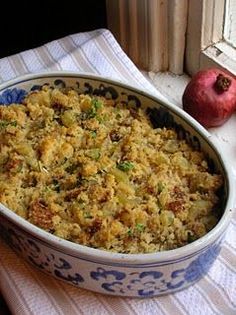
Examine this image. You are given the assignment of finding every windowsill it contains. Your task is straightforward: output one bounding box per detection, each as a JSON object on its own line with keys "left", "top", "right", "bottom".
{"left": 201, "top": 41, "right": 236, "bottom": 76}
{"left": 141, "top": 71, "right": 190, "bottom": 107}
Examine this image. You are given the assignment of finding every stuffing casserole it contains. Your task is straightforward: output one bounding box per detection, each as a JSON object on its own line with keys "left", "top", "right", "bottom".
{"left": 0, "top": 86, "right": 223, "bottom": 253}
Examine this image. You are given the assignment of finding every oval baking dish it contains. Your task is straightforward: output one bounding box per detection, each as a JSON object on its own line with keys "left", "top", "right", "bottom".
{"left": 0, "top": 72, "right": 234, "bottom": 297}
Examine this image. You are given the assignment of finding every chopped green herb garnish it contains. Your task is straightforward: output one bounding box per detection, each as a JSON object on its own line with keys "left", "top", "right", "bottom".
{"left": 44, "top": 186, "right": 51, "bottom": 192}
{"left": 87, "top": 107, "right": 97, "bottom": 119}
{"left": 90, "top": 130, "right": 97, "bottom": 138}
{"left": 88, "top": 149, "right": 101, "bottom": 161}
{"left": 52, "top": 179, "right": 61, "bottom": 193}
{"left": 16, "top": 162, "right": 23, "bottom": 173}
{"left": 157, "top": 198, "right": 163, "bottom": 211}
{"left": 116, "top": 113, "right": 122, "bottom": 119}
{"left": 127, "top": 228, "right": 133, "bottom": 236}
{"left": 0, "top": 120, "right": 17, "bottom": 129}
{"left": 92, "top": 98, "right": 103, "bottom": 110}
{"left": 102, "top": 113, "right": 109, "bottom": 122}
{"left": 80, "top": 98, "right": 103, "bottom": 120}
{"left": 136, "top": 223, "right": 145, "bottom": 232}
{"left": 96, "top": 115, "right": 103, "bottom": 124}
{"left": 80, "top": 108, "right": 96, "bottom": 120}
{"left": 84, "top": 212, "right": 93, "bottom": 219}
{"left": 157, "top": 182, "right": 164, "bottom": 193}
{"left": 117, "top": 161, "right": 134, "bottom": 172}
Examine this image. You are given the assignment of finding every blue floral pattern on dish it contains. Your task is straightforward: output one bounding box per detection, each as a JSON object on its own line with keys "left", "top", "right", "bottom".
{"left": 0, "top": 221, "right": 84, "bottom": 285}
{"left": 184, "top": 243, "right": 221, "bottom": 282}
{"left": 0, "top": 215, "right": 222, "bottom": 297}
{"left": 90, "top": 242, "right": 221, "bottom": 297}
{"left": 0, "top": 88, "right": 27, "bottom": 105}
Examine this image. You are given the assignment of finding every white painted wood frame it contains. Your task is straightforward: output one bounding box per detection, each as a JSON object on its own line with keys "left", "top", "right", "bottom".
{"left": 224, "top": 0, "right": 236, "bottom": 49}
{"left": 185, "top": 0, "right": 236, "bottom": 76}
{"left": 106, "top": 0, "right": 188, "bottom": 74}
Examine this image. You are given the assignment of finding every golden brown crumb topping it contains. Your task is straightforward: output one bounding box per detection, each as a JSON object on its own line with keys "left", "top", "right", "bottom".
{"left": 0, "top": 86, "right": 223, "bottom": 253}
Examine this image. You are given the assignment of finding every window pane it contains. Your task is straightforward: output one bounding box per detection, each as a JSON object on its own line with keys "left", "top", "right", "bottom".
{"left": 224, "top": 0, "right": 236, "bottom": 48}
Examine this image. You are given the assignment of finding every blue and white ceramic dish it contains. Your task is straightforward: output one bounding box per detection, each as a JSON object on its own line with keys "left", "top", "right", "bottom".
{"left": 0, "top": 72, "right": 234, "bottom": 297}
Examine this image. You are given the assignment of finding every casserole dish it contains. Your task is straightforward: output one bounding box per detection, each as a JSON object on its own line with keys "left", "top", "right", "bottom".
{"left": 0, "top": 72, "right": 234, "bottom": 297}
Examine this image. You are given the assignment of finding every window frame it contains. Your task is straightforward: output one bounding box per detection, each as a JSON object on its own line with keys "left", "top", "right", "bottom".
{"left": 107, "top": 0, "right": 236, "bottom": 76}
{"left": 185, "top": 0, "right": 236, "bottom": 76}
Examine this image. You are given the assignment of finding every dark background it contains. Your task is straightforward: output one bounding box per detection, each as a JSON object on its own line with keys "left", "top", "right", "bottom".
{"left": 0, "top": 0, "right": 107, "bottom": 58}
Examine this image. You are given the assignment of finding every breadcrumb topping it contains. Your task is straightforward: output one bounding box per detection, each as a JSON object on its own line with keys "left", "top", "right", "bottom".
{"left": 0, "top": 86, "right": 223, "bottom": 253}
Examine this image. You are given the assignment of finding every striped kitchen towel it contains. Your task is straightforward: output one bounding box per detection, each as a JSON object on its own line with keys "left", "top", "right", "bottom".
{"left": 0, "top": 29, "right": 235, "bottom": 315}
